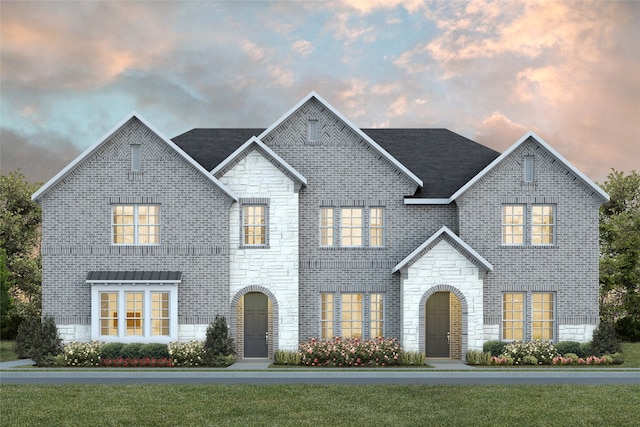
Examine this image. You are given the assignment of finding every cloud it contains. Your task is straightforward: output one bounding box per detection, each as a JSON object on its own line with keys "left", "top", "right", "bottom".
{"left": 335, "top": 0, "right": 426, "bottom": 14}
{"left": 292, "top": 40, "right": 314, "bottom": 57}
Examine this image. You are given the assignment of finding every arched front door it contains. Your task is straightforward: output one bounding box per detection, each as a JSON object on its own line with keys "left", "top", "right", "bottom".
{"left": 244, "top": 292, "right": 268, "bottom": 357}
{"left": 425, "top": 292, "right": 450, "bottom": 357}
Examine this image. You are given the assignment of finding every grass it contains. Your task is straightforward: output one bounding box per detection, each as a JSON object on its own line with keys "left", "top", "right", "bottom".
{"left": 621, "top": 342, "right": 640, "bottom": 367}
{"left": 0, "top": 340, "right": 18, "bottom": 362}
{"left": 1, "top": 384, "right": 639, "bottom": 426}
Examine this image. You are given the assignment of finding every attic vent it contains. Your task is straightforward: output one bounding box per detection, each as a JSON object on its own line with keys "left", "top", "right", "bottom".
{"left": 308, "top": 119, "right": 318, "bottom": 142}
{"left": 524, "top": 155, "right": 534, "bottom": 183}
{"left": 131, "top": 145, "right": 141, "bottom": 172}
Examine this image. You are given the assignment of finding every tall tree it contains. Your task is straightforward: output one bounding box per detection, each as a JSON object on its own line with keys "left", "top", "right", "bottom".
{"left": 599, "top": 170, "right": 640, "bottom": 326}
{"left": 0, "top": 171, "right": 42, "bottom": 329}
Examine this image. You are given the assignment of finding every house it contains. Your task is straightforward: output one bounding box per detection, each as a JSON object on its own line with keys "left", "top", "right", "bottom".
{"left": 32, "top": 92, "right": 609, "bottom": 359}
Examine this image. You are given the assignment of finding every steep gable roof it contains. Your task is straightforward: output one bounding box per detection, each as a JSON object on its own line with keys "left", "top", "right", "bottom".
{"left": 212, "top": 136, "right": 307, "bottom": 187}
{"left": 392, "top": 226, "right": 493, "bottom": 274}
{"left": 449, "top": 131, "right": 609, "bottom": 202}
{"left": 32, "top": 113, "right": 238, "bottom": 203}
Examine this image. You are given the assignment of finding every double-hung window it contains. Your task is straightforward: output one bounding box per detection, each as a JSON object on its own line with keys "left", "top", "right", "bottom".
{"left": 340, "top": 208, "right": 363, "bottom": 247}
{"left": 532, "top": 205, "right": 555, "bottom": 245}
{"left": 112, "top": 204, "right": 160, "bottom": 245}
{"left": 369, "top": 208, "right": 384, "bottom": 247}
{"left": 502, "top": 205, "right": 525, "bottom": 245}
{"left": 532, "top": 293, "right": 555, "bottom": 340}
{"left": 502, "top": 293, "right": 525, "bottom": 340}
{"left": 242, "top": 205, "right": 267, "bottom": 246}
{"left": 370, "top": 294, "right": 384, "bottom": 338}
{"left": 320, "top": 208, "right": 334, "bottom": 247}
{"left": 341, "top": 294, "right": 363, "bottom": 339}
{"left": 321, "top": 294, "right": 334, "bottom": 339}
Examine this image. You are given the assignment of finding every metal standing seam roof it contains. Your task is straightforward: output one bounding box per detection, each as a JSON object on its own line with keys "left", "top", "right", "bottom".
{"left": 86, "top": 271, "right": 182, "bottom": 282}
{"left": 172, "top": 128, "right": 500, "bottom": 199}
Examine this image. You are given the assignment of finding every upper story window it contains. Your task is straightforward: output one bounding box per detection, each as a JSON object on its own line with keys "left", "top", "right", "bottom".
{"left": 369, "top": 208, "right": 385, "bottom": 247}
{"left": 112, "top": 204, "right": 160, "bottom": 245}
{"left": 242, "top": 204, "right": 268, "bottom": 247}
{"left": 502, "top": 205, "right": 525, "bottom": 245}
{"left": 320, "top": 207, "right": 335, "bottom": 247}
{"left": 308, "top": 119, "right": 318, "bottom": 142}
{"left": 131, "top": 145, "right": 141, "bottom": 172}
{"left": 532, "top": 205, "right": 555, "bottom": 245}
{"left": 340, "top": 208, "right": 363, "bottom": 247}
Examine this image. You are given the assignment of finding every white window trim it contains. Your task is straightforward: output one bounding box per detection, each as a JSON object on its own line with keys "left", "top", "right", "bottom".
{"left": 531, "top": 204, "right": 556, "bottom": 246}
{"left": 320, "top": 293, "right": 334, "bottom": 340}
{"left": 111, "top": 204, "right": 161, "bottom": 246}
{"left": 369, "top": 293, "right": 385, "bottom": 338}
{"left": 369, "top": 207, "right": 385, "bottom": 247}
{"left": 340, "top": 293, "right": 364, "bottom": 339}
{"left": 90, "top": 283, "right": 178, "bottom": 343}
{"left": 340, "top": 207, "right": 364, "bottom": 247}
{"left": 240, "top": 201, "right": 270, "bottom": 249}
{"left": 501, "top": 204, "right": 526, "bottom": 246}
{"left": 319, "top": 207, "right": 335, "bottom": 247}
{"left": 531, "top": 292, "right": 556, "bottom": 341}
{"left": 501, "top": 292, "right": 525, "bottom": 342}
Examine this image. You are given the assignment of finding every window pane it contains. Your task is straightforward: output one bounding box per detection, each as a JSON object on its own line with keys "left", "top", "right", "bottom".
{"left": 341, "top": 294, "right": 363, "bottom": 339}
{"left": 321, "top": 294, "right": 334, "bottom": 339}
{"left": 502, "top": 205, "right": 525, "bottom": 245}
{"left": 126, "top": 292, "right": 144, "bottom": 336}
{"left": 341, "top": 208, "right": 363, "bottom": 246}
{"left": 503, "top": 293, "right": 524, "bottom": 340}
{"left": 100, "top": 292, "right": 118, "bottom": 336}
{"left": 370, "top": 294, "right": 384, "bottom": 338}
{"left": 532, "top": 293, "right": 554, "bottom": 340}
{"left": 532, "top": 205, "right": 555, "bottom": 245}
{"left": 320, "top": 208, "right": 334, "bottom": 246}
{"left": 370, "top": 208, "right": 384, "bottom": 247}
{"left": 243, "top": 205, "right": 266, "bottom": 245}
{"left": 151, "top": 292, "right": 170, "bottom": 336}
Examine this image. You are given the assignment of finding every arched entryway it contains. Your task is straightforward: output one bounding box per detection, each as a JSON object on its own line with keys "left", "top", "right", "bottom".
{"left": 230, "top": 286, "right": 279, "bottom": 359}
{"left": 420, "top": 286, "right": 467, "bottom": 359}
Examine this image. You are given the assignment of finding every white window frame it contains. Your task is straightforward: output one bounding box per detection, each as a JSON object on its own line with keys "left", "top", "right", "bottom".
{"left": 341, "top": 293, "right": 363, "bottom": 339}
{"left": 91, "top": 284, "right": 178, "bottom": 343}
{"left": 370, "top": 293, "right": 384, "bottom": 338}
{"left": 502, "top": 292, "right": 525, "bottom": 341}
{"left": 523, "top": 155, "right": 535, "bottom": 183}
{"left": 320, "top": 293, "right": 334, "bottom": 340}
{"left": 531, "top": 204, "right": 556, "bottom": 246}
{"left": 340, "top": 208, "right": 364, "bottom": 247}
{"left": 112, "top": 204, "right": 161, "bottom": 245}
{"left": 241, "top": 204, "right": 269, "bottom": 248}
{"left": 131, "top": 145, "right": 141, "bottom": 172}
{"left": 308, "top": 119, "right": 318, "bottom": 142}
{"left": 320, "top": 207, "right": 335, "bottom": 247}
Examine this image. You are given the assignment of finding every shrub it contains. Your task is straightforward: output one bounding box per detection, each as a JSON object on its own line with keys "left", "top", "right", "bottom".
{"left": 491, "top": 355, "right": 514, "bottom": 365}
{"left": 14, "top": 315, "right": 63, "bottom": 365}
{"left": 299, "top": 337, "right": 401, "bottom": 367}
{"left": 555, "top": 341, "right": 584, "bottom": 357}
{"left": 203, "top": 316, "right": 236, "bottom": 367}
{"left": 611, "top": 352, "right": 624, "bottom": 364}
{"left": 591, "top": 319, "right": 621, "bottom": 355}
{"left": 101, "top": 357, "right": 173, "bottom": 367}
{"left": 400, "top": 351, "right": 425, "bottom": 366}
{"left": 580, "top": 342, "right": 593, "bottom": 358}
{"left": 521, "top": 355, "right": 538, "bottom": 365}
{"left": 61, "top": 341, "right": 104, "bottom": 366}
{"left": 120, "top": 343, "right": 143, "bottom": 360}
{"left": 615, "top": 316, "right": 640, "bottom": 342}
{"left": 100, "top": 342, "right": 124, "bottom": 359}
{"left": 483, "top": 340, "right": 507, "bottom": 357}
{"left": 466, "top": 350, "right": 491, "bottom": 365}
{"left": 274, "top": 350, "right": 301, "bottom": 365}
{"left": 138, "top": 343, "right": 170, "bottom": 359}
{"left": 169, "top": 341, "right": 205, "bottom": 366}
{"left": 500, "top": 340, "right": 558, "bottom": 365}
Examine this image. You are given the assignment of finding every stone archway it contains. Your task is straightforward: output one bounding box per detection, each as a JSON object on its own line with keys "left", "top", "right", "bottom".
{"left": 419, "top": 285, "right": 468, "bottom": 360}
{"left": 230, "top": 286, "right": 279, "bottom": 359}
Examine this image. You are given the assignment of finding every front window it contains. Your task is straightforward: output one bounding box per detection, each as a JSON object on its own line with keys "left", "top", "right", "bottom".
{"left": 112, "top": 204, "right": 160, "bottom": 245}
{"left": 243, "top": 205, "right": 267, "bottom": 246}
{"left": 320, "top": 208, "right": 334, "bottom": 247}
{"left": 340, "top": 208, "right": 363, "bottom": 247}
{"left": 341, "top": 294, "right": 363, "bottom": 339}
{"left": 370, "top": 294, "right": 384, "bottom": 338}
{"left": 532, "top": 293, "right": 555, "bottom": 340}
{"left": 100, "top": 292, "right": 118, "bottom": 336}
{"left": 151, "top": 292, "right": 170, "bottom": 336}
{"left": 125, "top": 292, "right": 144, "bottom": 336}
{"left": 321, "top": 294, "right": 334, "bottom": 339}
{"left": 369, "top": 208, "right": 384, "bottom": 247}
{"left": 532, "top": 205, "right": 555, "bottom": 245}
{"left": 502, "top": 205, "right": 525, "bottom": 245}
{"left": 503, "top": 293, "right": 524, "bottom": 340}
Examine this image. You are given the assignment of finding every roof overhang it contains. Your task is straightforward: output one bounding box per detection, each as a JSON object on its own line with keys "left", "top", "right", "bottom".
{"left": 86, "top": 271, "right": 182, "bottom": 284}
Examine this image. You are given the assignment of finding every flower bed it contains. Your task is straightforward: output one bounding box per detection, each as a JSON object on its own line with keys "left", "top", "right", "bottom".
{"left": 101, "top": 357, "right": 173, "bottom": 367}
{"left": 298, "top": 337, "right": 401, "bottom": 367}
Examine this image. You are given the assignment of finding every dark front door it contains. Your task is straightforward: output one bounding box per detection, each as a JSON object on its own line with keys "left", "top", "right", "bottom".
{"left": 426, "top": 292, "right": 450, "bottom": 357}
{"left": 244, "top": 293, "right": 268, "bottom": 358}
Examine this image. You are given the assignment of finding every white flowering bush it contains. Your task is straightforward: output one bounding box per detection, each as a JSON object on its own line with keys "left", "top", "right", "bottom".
{"left": 61, "top": 341, "right": 104, "bottom": 367}
{"left": 500, "top": 340, "right": 558, "bottom": 365}
{"left": 169, "top": 341, "right": 205, "bottom": 367}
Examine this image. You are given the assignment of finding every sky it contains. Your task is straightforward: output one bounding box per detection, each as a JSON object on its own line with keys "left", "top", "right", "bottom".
{"left": 1, "top": 0, "right": 638, "bottom": 186}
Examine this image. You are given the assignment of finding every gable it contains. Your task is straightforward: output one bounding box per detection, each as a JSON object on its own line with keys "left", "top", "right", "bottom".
{"left": 32, "top": 113, "right": 237, "bottom": 203}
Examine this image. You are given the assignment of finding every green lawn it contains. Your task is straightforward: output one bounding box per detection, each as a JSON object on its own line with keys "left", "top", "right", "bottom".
{"left": 621, "top": 342, "right": 640, "bottom": 367}
{"left": 1, "top": 384, "right": 638, "bottom": 426}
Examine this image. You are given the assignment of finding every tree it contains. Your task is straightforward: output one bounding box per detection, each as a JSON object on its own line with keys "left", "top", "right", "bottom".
{"left": 599, "top": 169, "right": 640, "bottom": 335}
{"left": 203, "top": 316, "right": 236, "bottom": 366}
{"left": 0, "top": 171, "right": 43, "bottom": 335}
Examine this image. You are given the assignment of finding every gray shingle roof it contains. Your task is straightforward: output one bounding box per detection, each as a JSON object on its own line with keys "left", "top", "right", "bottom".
{"left": 172, "top": 128, "right": 500, "bottom": 198}
{"left": 86, "top": 271, "right": 182, "bottom": 282}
